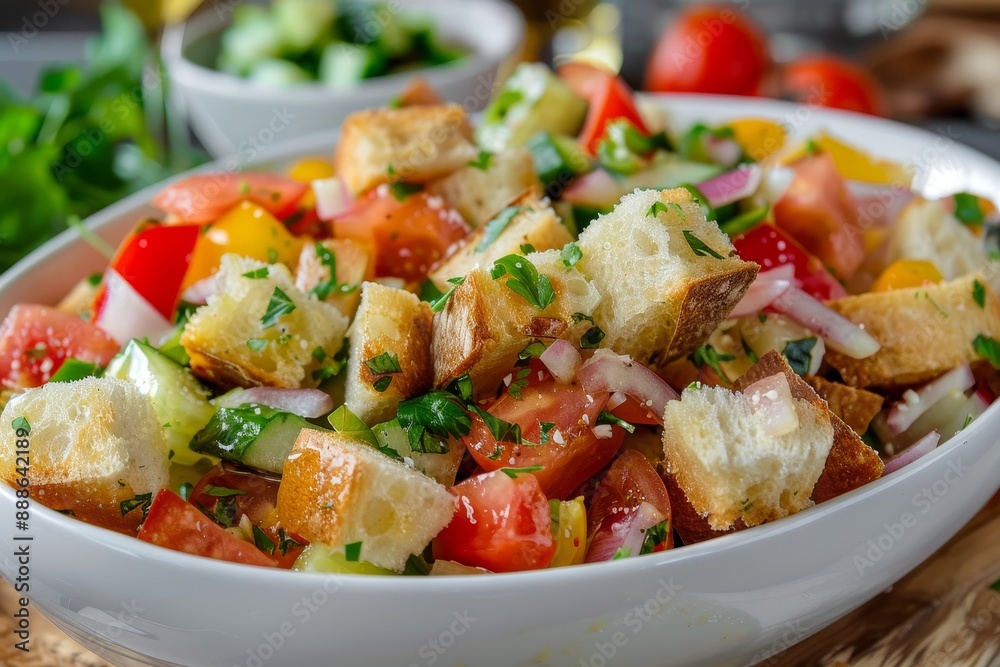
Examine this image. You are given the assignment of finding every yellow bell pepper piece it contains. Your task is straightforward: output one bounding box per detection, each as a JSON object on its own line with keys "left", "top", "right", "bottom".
{"left": 871, "top": 259, "right": 944, "bottom": 292}
{"left": 783, "top": 132, "right": 912, "bottom": 186}
{"left": 549, "top": 497, "right": 587, "bottom": 568}
{"left": 726, "top": 119, "right": 786, "bottom": 161}
{"left": 288, "top": 158, "right": 335, "bottom": 209}
{"left": 182, "top": 201, "right": 305, "bottom": 289}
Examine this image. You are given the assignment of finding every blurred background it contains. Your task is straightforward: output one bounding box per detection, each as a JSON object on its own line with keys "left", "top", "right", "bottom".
{"left": 2, "top": 0, "right": 1000, "bottom": 272}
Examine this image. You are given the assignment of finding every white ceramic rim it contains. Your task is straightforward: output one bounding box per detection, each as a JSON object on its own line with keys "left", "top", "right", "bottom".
{"left": 2, "top": 94, "right": 998, "bottom": 594}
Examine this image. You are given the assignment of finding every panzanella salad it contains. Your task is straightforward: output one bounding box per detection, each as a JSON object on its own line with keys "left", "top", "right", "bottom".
{"left": 3, "top": 63, "right": 1000, "bottom": 574}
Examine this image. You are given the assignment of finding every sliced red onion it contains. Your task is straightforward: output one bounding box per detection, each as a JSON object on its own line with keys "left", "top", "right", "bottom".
{"left": 180, "top": 274, "right": 217, "bottom": 305}
{"left": 696, "top": 164, "right": 762, "bottom": 209}
{"left": 771, "top": 286, "right": 881, "bottom": 359}
{"left": 730, "top": 265, "right": 795, "bottom": 318}
{"left": 886, "top": 365, "right": 975, "bottom": 436}
{"left": 312, "top": 177, "right": 353, "bottom": 221}
{"left": 215, "top": 387, "right": 334, "bottom": 418}
{"left": 704, "top": 135, "right": 743, "bottom": 168}
{"left": 742, "top": 373, "right": 799, "bottom": 437}
{"left": 539, "top": 339, "right": 582, "bottom": 384}
{"left": 607, "top": 392, "right": 627, "bottom": 410}
{"left": 562, "top": 169, "right": 621, "bottom": 209}
{"left": 578, "top": 349, "right": 679, "bottom": 425}
{"left": 586, "top": 501, "right": 665, "bottom": 563}
{"left": 94, "top": 269, "right": 172, "bottom": 345}
{"left": 940, "top": 389, "right": 991, "bottom": 442}
{"left": 848, "top": 181, "right": 915, "bottom": 229}
{"left": 883, "top": 430, "right": 941, "bottom": 475}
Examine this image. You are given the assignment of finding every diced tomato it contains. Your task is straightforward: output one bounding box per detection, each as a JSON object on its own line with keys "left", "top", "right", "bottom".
{"left": 189, "top": 465, "right": 306, "bottom": 568}
{"left": 138, "top": 490, "right": 277, "bottom": 567}
{"left": 558, "top": 63, "right": 649, "bottom": 155}
{"left": 773, "top": 152, "right": 866, "bottom": 279}
{"left": 107, "top": 220, "right": 200, "bottom": 320}
{"left": 433, "top": 470, "right": 555, "bottom": 572}
{"left": 152, "top": 173, "right": 308, "bottom": 225}
{"left": 333, "top": 189, "right": 469, "bottom": 282}
{"left": 609, "top": 396, "right": 661, "bottom": 425}
{"left": 731, "top": 224, "right": 846, "bottom": 301}
{"left": 463, "top": 373, "right": 623, "bottom": 500}
{"left": 586, "top": 450, "right": 673, "bottom": 562}
{"left": 0, "top": 304, "right": 120, "bottom": 390}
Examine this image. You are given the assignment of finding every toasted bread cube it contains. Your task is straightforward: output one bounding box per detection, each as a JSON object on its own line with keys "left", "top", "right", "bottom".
{"left": 0, "top": 377, "right": 169, "bottom": 534}
{"left": 577, "top": 188, "right": 758, "bottom": 370}
{"left": 662, "top": 381, "right": 834, "bottom": 532}
{"left": 427, "top": 198, "right": 572, "bottom": 291}
{"left": 276, "top": 430, "right": 455, "bottom": 572}
{"left": 294, "top": 238, "right": 372, "bottom": 318}
{"left": 805, "top": 375, "right": 884, "bottom": 434}
{"left": 432, "top": 249, "right": 601, "bottom": 399}
{"left": 181, "top": 254, "right": 349, "bottom": 390}
{"left": 427, "top": 147, "right": 541, "bottom": 227}
{"left": 345, "top": 283, "right": 434, "bottom": 425}
{"left": 825, "top": 273, "right": 1000, "bottom": 388}
{"left": 334, "top": 104, "right": 478, "bottom": 196}
{"left": 57, "top": 275, "right": 101, "bottom": 319}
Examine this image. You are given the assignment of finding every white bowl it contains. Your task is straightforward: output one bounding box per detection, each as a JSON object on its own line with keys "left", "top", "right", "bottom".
{"left": 1, "top": 96, "right": 999, "bottom": 667}
{"left": 162, "top": 0, "right": 524, "bottom": 157}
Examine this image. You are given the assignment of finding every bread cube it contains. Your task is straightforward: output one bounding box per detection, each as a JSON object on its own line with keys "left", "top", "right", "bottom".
{"left": 181, "top": 254, "right": 349, "bottom": 390}
{"left": 344, "top": 283, "right": 434, "bottom": 425}
{"left": 577, "top": 187, "right": 758, "bottom": 370}
{"left": 276, "top": 430, "right": 455, "bottom": 572}
{"left": 0, "top": 377, "right": 169, "bottom": 534}
{"left": 294, "top": 238, "right": 372, "bottom": 318}
{"left": 427, "top": 147, "right": 541, "bottom": 227}
{"left": 805, "top": 375, "right": 884, "bottom": 434}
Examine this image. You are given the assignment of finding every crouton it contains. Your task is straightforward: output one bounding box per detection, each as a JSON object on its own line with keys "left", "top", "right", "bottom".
{"left": 276, "top": 429, "right": 455, "bottom": 572}
{"left": 825, "top": 273, "right": 1000, "bottom": 388}
{"left": 432, "top": 249, "right": 601, "bottom": 399}
{"left": 661, "top": 380, "right": 834, "bottom": 532}
{"left": 181, "top": 254, "right": 349, "bottom": 390}
{"left": 333, "top": 104, "right": 478, "bottom": 196}
{"left": 805, "top": 375, "right": 884, "bottom": 434}
{"left": 294, "top": 238, "right": 372, "bottom": 318}
{"left": 734, "top": 351, "right": 884, "bottom": 504}
{"left": 344, "top": 283, "right": 434, "bottom": 425}
{"left": 577, "top": 188, "right": 758, "bottom": 370}
{"left": 0, "top": 377, "right": 169, "bottom": 534}
{"left": 57, "top": 275, "right": 101, "bottom": 319}
{"left": 427, "top": 198, "right": 572, "bottom": 291}
{"left": 426, "top": 147, "right": 542, "bottom": 227}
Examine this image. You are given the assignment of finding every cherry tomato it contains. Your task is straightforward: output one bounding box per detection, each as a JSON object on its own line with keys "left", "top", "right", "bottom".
{"left": 773, "top": 152, "right": 866, "bottom": 279}
{"left": 781, "top": 55, "right": 887, "bottom": 117}
{"left": 0, "top": 304, "right": 120, "bottom": 390}
{"left": 586, "top": 450, "right": 673, "bottom": 562}
{"left": 644, "top": 4, "right": 770, "bottom": 96}
{"left": 558, "top": 62, "right": 649, "bottom": 155}
{"left": 189, "top": 465, "right": 306, "bottom": 568}
{"left": 433, "top": 469, "right": 555, "bottom": 572}
{"left": 731, "top": 224, "right": 847, "bottom": 301}
{"left": 334, "top": 189, "right": 469, "bottom": 282}
{"left": 152, "top": 173, "right": 308, "bottom": 225}
{"left": 138, "top": 490, "right": 277, "bottom": 567}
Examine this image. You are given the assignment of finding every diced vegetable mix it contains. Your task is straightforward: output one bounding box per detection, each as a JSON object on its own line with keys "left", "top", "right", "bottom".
{"left": 2, "top": 60, "right": 998, "bottom": 575}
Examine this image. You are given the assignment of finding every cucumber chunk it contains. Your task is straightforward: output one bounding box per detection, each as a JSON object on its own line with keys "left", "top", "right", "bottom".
{"left": 293, "top": 544, "right": 396, "bottom": 575}
{"left": 525, "top": 132, "right": 591, "bottom": 199}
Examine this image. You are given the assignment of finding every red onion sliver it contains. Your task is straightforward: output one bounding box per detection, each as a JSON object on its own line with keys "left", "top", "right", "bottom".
{"left": 562, "top": 168, "right": 620, "bottom": 208}
{"left": 539, "top": 339, "right": 582, "bottom": 384}
{"left": 771, "top": 286, "right": 880, "bottom": 359}
{"left": 180, "top": 274, "right": 217, "bottom": 305}
{"left": 848, "top": 181, "right": 915, "bottom": 229}
{"left": 883, "top": 430, "right": 941, "bottom": 475}
{"left": 730, "top": 265, "right": 795, "bottom": 318}
{"left": 218, "top": 387, "right": 335, "bottom": 418}
{"left": 886, "top": 365, "right": 975, "bottom": 436}
{"left": 94, "top": 269, "right": 172, "bottom": 345}
{"left": 313, "top": 177, "right": 353, "bottom": 221}
{"left": 696, "top": 164, "right": 762, "bottom": 209}
{"left": 578, "top": 350, "right": 679, "bottom": 424}
{"left": 742, "top": 373, "right": 799, "bottom": 437}
{"left": 704, "top": 135, "right": 743, "bottom": 168}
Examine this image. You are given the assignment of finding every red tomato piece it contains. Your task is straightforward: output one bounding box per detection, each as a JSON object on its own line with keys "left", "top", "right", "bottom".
{"left": 609, "top": 396, "right": 661, "bottom": 426}
{"left": 152, "top": 173, "right": 308, "bottom": 225}
{"left": 433, "top": 470, "right": 555, "bottom": 572}
{"left": 731, "top": 224, "right": 847, "bottom": 301}
{"left": 773, "top": 152, "right": 866, "bottom": 279}
{"left": 108, "top": 221, "right": 200, "bottom": 320}
{"left": 0, "top": 304, "right": 120, "bottom": 390}
{"left": 781, "top": 55, "right": 887, "bottom": 117}
{"left": 558, "top": 63, "right": 649, "bottom": 155}
{"left": 333, "top": 189, "right": 469, "bottom": 282}
{"left": 586, "top": 450, "right": 673, "bottom": 563}
{"left": 138, "top": 490, "right": 277, "bottom": 567}
{"left": 463, "top": 374, "right": 620, "bottom": 500}
{"left": 189, "top": 465, "right": 306, "bottom": 568}
{"left": 644, "top": 5, "right": 770, "bottom": 97}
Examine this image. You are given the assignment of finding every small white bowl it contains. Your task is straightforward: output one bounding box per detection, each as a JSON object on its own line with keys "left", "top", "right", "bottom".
{"left": 162, "top": 0, "right": 524, "bottom": 157}
{"left": 1, "top": 97, "right": 998, "bottom": 667}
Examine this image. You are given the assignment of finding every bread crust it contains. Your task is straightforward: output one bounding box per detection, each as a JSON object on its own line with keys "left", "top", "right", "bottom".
{"left": 806, "top": 375, "right": 884, "bottom": 434}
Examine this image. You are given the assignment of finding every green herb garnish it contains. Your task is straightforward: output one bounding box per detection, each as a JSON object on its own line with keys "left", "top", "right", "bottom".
{"left": 539, "top": 421, "right": 556, "bottom": 444}
{"left": 202, "top": 485, "right": 248, "bottom": 498}
{"left": 953, "top": 192, "right": 984, "bottom": 226}
{"left": 646, "top": 201, "right": 669, "bottom": 218}
{"left": 640, "top": 519, "right": 670, "bottom": 555}
{"left": 682, "top": 230, "right": 725, "bottom": 259}
{"left": 469, "top": 405, "right": 522, "bottom": 444}
{"left": 344, "top": 541, "right": 363, "bottom": 562}
{"left": 467, "top": 150, "right": 493, "bottom": 171}
{"left": 597, "top": 411, "right": 635, "bottom": 434}
{"left": 430, "top": 276, "right": 465, "bottom": 313}
{"left": 396, "top": 391, "right": 469, "bottom": 453}
{"left": 490, "top": 255, "right": 555, "bottom": 310}
{"left": 242, "top": 267, "right": 269, "bottom": 279}
{"left": 973, "top": 279, "right": 987, "bottom": 309}
{"left": 366, "top": 352, "right": 402, "bottom": 376}
{"left": 580, "top": 326, "right": 605, "bottom": 349}
{"left": 974, "top": 334, "right": 1000, "bottom": 369}
{"left": 247, "top": 338, "right": 268, "bottom": 352}
{"left": 260, "top": 286, "right": 296, "bottom": 328}
{"left": 120, "top": 493, "right": 152, "bottom": 518}
{"left": 560, "top": 242, "right": 583, "bottom": 269}
{"left": 476, "top": 206, "right": 522, "bottom": 252}
{"left": 690, "top": 344, "right": 735, "bottom": 383}
{"left": 252, "top": 525, "right": 275, "bottom": 555}
{"left": 500, "top": 465, "right": 544, "bottom": 479}
{"left": 782, "top": 338, "right": 818, "bottom": 376}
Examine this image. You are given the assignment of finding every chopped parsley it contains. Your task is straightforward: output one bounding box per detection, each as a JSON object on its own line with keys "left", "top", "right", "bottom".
{"left": 178, "top": 482, "right": 194, "bottom": 501}
{"left": 266, "top": 247, "right": 279, "bottom": 264}
{"left": 260, "top": 286, "right": 296, "bottom": 328}
{"left": 953, "top": 192, "right": 984, "bottom": 226}
{"left": 418, "top": 279, "right": 444, "bottom": 303}
{"left": 311, "top": 343, "right": 348, "bottom": 382}
{"left": 974, "top": 279, "right": 987, "bottom": 309}
{"left": 309, "top": 243, "right": 359, "bottom": 301}
{"left": 445, "top": 373, "right": 474, "bottom": 402}
{"left": 580, "top": 326, "right": 605, "bottom": 349}
{"left": 242, "top": 267, "right": 269, "bottom": 279}
{"left": 469, "top": 405, "right": 522, "bottom": 444}
{"left": 277, "top": 529, "right": 302, "bottom": 556}
{"left": 247, "top": 338, "right": 268, "bottom": 352}
{"left": 517, "top": 341, "right": 546, "bottom": 361}
{"left": 490, "top": 255, "right": 555, "bottom": 310}
{"left": 120, "top": 493, "right": 152, "bottom": 518}
{"left": 597, "top": 411, "right": 636, "bottom": 434}
{"left": 252, "top": 525, "right": 275, "bottom": 555}
{"left": 991, "top": 577, "right": 1000, "bottom": 593}
{"left": 213, "top": 497, "right": 239, "bottom": 527}
{"left": 539, "top": 421, "right": 556, "bottom": 444}
{"left": 560, "top": 242, "right": 583, "bottom": 269}
{"left": 365, "top": 352, "right": 402, "bottom": 376}
{"left": 682, "top": 230, "right": 725, "bottom": 259}
{"left": 467, "top": 150, "right": 493, "bottom": 171}
{"left": 389, "top": 181, "right": 423, "bottom": 202}
{"left": 804, "top": 138, "right": 820, "bottom": 155}
{"left": 571, "top": 312, "right": 594, "bottom": 324}
{"left": 202, "top": 485, "right": 247, "bottom": 497}
{"left": 372, "top": 376, "right": 393, "bottom": 393}
{"left": 646, "top": 201, "right": 669, "bottom": 218}
{"left": 782, "top": 337, "right": 818, "bottom": 376}
{"left": 507, "top": 367, "right": 532, "bottom": 400}
{"left": 640, "top": 519, "right": 670, "bottom": 555}
{"left": 974, "top": 334, "right": 1000, "bottom": 369}
{"left": 500, "top": 465, "right": 544, "bottom": 479}
{"left": 520, "top": 243, "right": 536, "bottom": 254}
{"left": 86, "top": 272, "right": 103, "bottom": 287}
{"left": 923, "top": 291, "right": 948, "bottom": 318}
{"left": 344, "top": 541, "right": 363, "bottom": 562}
{"left": 430, "top": 276, "right": 465, "bottom": 313}
{"left": 690, "top": 344, "right": 735, "bottom": 383}
{"left": 396, "top": 391, "right": 469, "bottom": 453}
{"left": 476, "top": 206, "right": 522, "bottom": 252}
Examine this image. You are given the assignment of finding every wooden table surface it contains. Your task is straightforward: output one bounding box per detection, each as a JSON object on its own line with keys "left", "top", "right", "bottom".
{"left": 2, "top": 492, "right": 998, "bottom": 667}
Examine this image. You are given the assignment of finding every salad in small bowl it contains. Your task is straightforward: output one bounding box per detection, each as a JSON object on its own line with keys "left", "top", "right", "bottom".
{"left": 1, "top": 63, "right": 998, "bottom": 667}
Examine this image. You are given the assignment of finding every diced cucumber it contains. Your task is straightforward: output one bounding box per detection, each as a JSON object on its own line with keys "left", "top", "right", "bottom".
{"left": 293, "top": 544, "right": 396, "bottom": 575}
{"left": 328, "top": 404, "right": 379, "bottom": 447}
{"left": 562, "top": 154, "right": 722, "bottom": 211}
{"left": 218, "top": 7, "right": 283, "bottom": 76}
{"left": 189, "top": 403, "right": 325, "bottom": 474}
{"left": 248, "top": 58, "right": 312, "bottom": 87}
{"left": 372, "top": 419, "right": 461, "bottom": 486}
{"left": 737, "top": 315, "right": 825, "bottom": 377}
{"left": 274, "top": 0, "right": 336, "bottom": 53}
{"left": 525, "top": 132, "right": 591, "bottom": 199}
{"left": 105, "top": 339, "right": 216, "bottom": 467}
{"left": 319, "top": 43, "right": 386, "bottom": 88}
{"left": 477, "top": 63, "right": 588, "bottom": 153}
